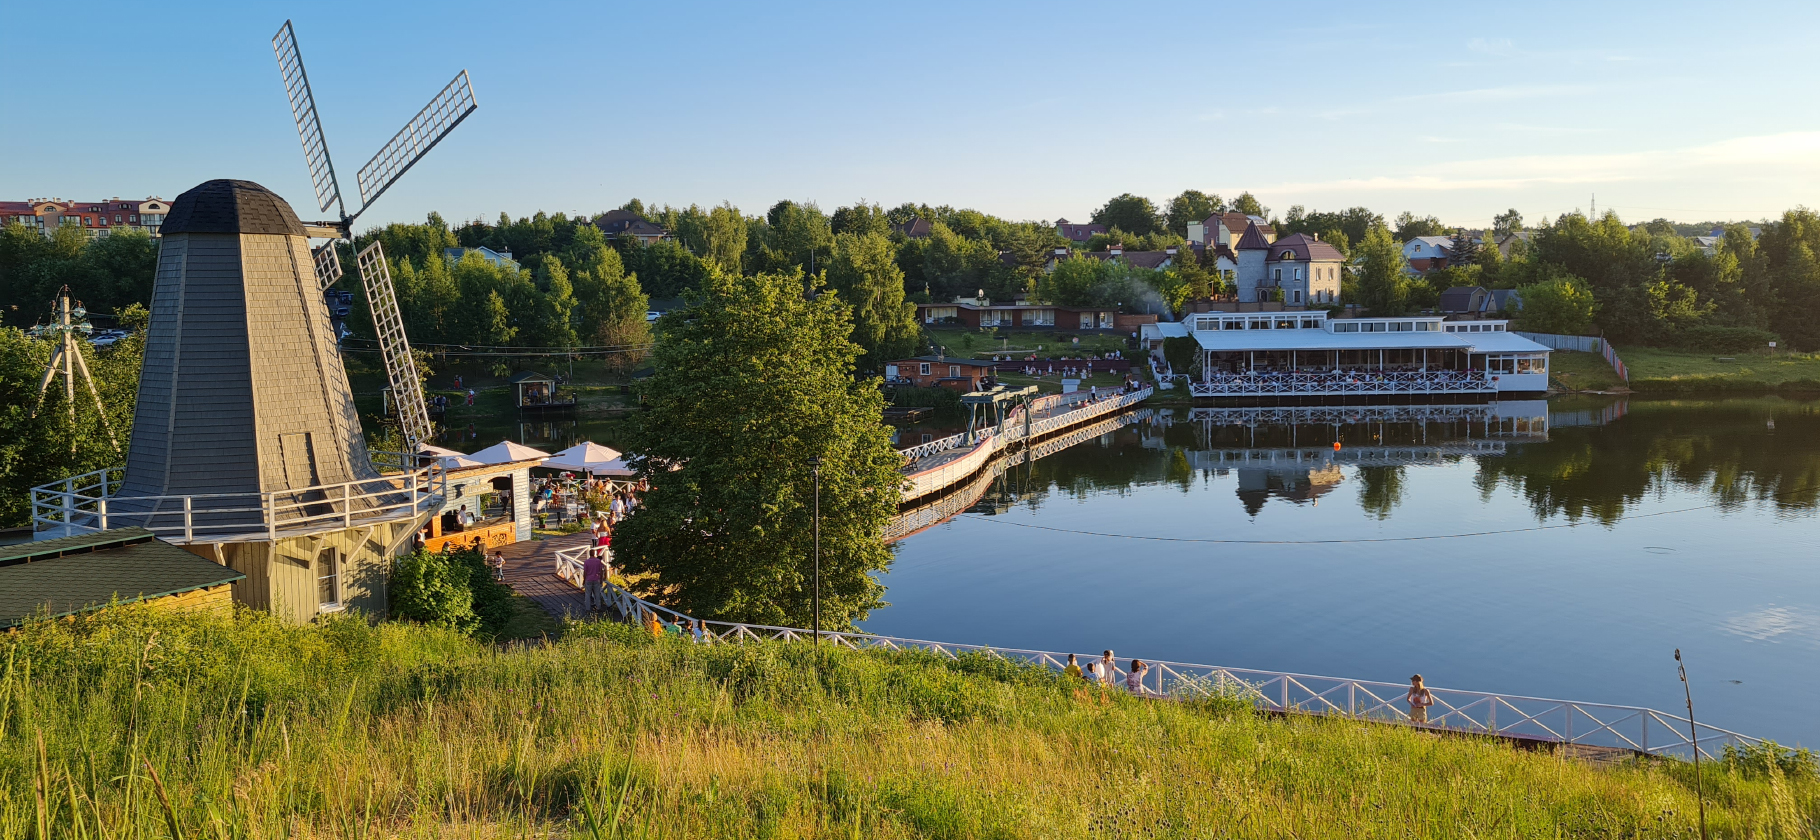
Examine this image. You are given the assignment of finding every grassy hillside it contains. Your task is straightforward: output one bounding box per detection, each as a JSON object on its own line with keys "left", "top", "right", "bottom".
{"left": 3, "top": 606, "right": 1816, "bottom": 838}
{"left": 1620, "top": 347, "right": 1820, "bottom": 393}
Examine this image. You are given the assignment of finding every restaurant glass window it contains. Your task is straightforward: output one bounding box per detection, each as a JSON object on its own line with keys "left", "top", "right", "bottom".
{"left": 1334, "top": 322, "right": 1360, "bottom": 333}
{"left": 1275, "top": 318, "right": 1295, "bottom": 329}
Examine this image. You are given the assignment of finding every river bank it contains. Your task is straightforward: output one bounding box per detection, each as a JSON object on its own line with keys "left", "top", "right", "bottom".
{"left": 8, "top": 605, "right": 1812, "bottom": 838}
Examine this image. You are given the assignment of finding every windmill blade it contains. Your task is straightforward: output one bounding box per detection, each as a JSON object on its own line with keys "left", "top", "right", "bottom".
{"left": 356, "top": 242, "right": 433, "bottom": 448}
{"left": 312, "top": 243, "right": 343, "bottom": 290}
{"left": 355, "top": 71, "right": 477, "bottom": 212}
{"left": 272, "top": 21, "right": 345, "bottom": 217}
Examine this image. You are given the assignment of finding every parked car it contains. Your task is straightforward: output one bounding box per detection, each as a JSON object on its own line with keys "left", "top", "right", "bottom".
{"left": 89, "top": 330, "right": 127, "bottom": 348}
{"left": 645, "top": 310, "right": 663, "bottom": 322}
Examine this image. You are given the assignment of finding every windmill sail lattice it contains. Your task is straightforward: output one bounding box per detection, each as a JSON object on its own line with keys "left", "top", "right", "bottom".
{"left": 357, "top": 242, "right": 432, "bottom": 448}
{"left": 272, "top": 21, "right": 343, "bottom": 217}
{"left": 311, "top": 243, "right": 343, "bottom": 290}
{"left": 356, "top": 71, "right": 477, "bottom": 209}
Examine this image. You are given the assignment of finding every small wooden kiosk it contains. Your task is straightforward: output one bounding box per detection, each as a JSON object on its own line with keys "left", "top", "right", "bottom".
{"left": 510, "top": 370, "right": 577, "bottom": 414}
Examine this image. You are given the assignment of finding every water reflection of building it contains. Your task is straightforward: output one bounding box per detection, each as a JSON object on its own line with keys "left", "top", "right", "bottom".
{"left": 1234, "top": 463, "right": 1344, "bottom": 515}
{"left": 1174, "top": 401, "right": 1554, "bottom": 516}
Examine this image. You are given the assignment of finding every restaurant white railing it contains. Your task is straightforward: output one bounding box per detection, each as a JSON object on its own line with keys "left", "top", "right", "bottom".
{"left": 590, "top": 581, "right": 1757, "bottom": 760}
{"left": 30, "top": 456, "right": 446, "bottom": 543}
{"left": 1191, "top": 371, "right": 1495, "bottom": 398}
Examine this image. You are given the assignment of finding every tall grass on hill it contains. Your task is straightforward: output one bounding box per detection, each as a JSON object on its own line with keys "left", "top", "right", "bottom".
{"left": 2, "top": 606, "right": 1816, "bottom": 838}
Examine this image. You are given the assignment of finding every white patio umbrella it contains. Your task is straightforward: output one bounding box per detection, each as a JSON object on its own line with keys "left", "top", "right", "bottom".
{"left": 417, "top": 443, "right": 483, "bottom": 469}
{"left": 468, "top": 440, "right": 552, "bottom": 465}
{"left": 543, "top": 441, "right": 623, "bottom": 474}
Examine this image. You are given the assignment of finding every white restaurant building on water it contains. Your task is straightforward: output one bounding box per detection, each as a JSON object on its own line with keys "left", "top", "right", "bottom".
{"left": 1150, "top": 313, "right": 1552, "bottom": 399}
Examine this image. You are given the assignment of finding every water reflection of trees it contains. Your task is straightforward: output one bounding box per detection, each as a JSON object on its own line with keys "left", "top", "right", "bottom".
{"left": 1474, "top": 400, "right": 1820, "bottom": 525}
{"left": 1356, "top": 467, "right": 1405, "bottom": 520}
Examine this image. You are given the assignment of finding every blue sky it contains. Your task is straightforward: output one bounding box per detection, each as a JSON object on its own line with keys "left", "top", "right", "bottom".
{"left": 5, "top": 1, "right": 1818, "bottom": 231}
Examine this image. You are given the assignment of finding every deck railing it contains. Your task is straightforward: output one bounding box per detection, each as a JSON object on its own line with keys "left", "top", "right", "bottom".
{"left": 1191, "top": 371, "right": 1494, "bottom": 398}
{"left": 30, "top": 455, "right": 446, "bottom": 543}
{"left": 589, "top": 581, "right": 1757, "bottom": 760}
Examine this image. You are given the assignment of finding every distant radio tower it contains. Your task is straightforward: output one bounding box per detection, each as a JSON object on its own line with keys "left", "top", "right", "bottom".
{"left": 31, "top": 286, "right": 121, "bottom": 453}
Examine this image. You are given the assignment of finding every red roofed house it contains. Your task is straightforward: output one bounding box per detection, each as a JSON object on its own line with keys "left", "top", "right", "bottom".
{"left": 592, "top": 209, "right": 671, "bottom": 244}
{"left": 1189, "top": 211, "right": 1275, "bottom": 250}
{"left": 1054, "top": 218, "right": 1108, "bottom": 243}
{"left": 2, "top": 197, "right": 172, "bottom": 238}
{"left": 1236, "top": 225, "right": 1344, "bottom": 304}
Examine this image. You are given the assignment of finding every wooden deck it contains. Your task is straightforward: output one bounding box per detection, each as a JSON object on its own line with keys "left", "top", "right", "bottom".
{"left": 497, "top": 532, "right": 592, "bottom": 620}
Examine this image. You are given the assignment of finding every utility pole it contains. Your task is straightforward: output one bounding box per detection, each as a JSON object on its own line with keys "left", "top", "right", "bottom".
{"left": 32, "top": 287, "right": 120, "bottom": 453}
{"left": 807, "top": 456, "right": 822, "bottom": 647}
{"left": 1676, "top": 649, "right": 1708, "bottom": 840}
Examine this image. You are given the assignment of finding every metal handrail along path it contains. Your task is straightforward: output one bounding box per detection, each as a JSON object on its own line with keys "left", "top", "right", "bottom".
{"left": 590, "top": 580, "right": 1757, "bottom": 760}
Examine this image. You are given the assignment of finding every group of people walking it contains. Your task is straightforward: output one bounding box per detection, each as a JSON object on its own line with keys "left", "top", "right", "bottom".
{"left": 1063, "top": 650, "right": 1157, "bottom": 696}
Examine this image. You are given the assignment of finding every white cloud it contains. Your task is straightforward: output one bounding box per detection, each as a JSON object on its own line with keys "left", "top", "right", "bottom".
{"left": 1467, "top": 37, "right": 1519, "bottom": 57}
{"left": 1253, "top": 131, "right": 1820, "bottom": 194}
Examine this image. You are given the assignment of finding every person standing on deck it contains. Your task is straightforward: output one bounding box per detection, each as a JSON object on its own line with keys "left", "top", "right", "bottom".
{"left": 1098, "top": 650, "right": 1117, "bottom": 687}
{"left": 1406, "top": 675, "right": 1435, "bottom": 724}
{"left": 582, "top": 546, "right": 605, "bottom": 611}
{"left": 1126, "top": 660, "right": 1149, "bottom": 695}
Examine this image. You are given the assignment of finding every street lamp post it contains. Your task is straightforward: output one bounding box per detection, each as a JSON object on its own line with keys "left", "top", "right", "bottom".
{"left": 807, "top": 456, "right": 822, "bottom": 646}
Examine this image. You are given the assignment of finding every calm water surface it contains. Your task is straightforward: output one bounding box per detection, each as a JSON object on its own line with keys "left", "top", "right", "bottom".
{"left": 864, "top": 397, "right": 1820, "bottom": 747}
{"left": 428, "top": 397, "right": 1820, "bottom": 746}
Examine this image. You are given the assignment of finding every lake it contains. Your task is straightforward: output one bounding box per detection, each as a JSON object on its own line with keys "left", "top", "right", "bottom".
{"left": 864, "top": 396, "right": 1820, "bottom": 749}
{"left": 431, "top": 396, "right": 1820, "bottom": 747}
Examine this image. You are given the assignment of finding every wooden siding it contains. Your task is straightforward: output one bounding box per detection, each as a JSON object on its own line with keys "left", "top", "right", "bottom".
{"left": 207, "top": 518, "right": 415, "bottom": 623}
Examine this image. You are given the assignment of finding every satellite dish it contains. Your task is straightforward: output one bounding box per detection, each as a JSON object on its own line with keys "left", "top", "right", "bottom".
{"left": 271, "top": 20, "right": 478, "bottom": 450}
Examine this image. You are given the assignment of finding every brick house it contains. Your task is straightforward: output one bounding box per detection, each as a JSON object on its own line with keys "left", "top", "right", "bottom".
{"left": 884, "top": 356, "right": 999, "bottom": 391}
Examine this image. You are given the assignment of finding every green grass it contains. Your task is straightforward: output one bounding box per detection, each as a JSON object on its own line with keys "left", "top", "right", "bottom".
{"left": 4, "top": 606, "right": 1817, "bottom": 838}
{"left": 924, "top": 327, "right": 1130, "bottom": 360}
{"left": 1549, "top": 351, "right": 1628, "bottom": 391}
{"left": 1616, "top": 347, "right": 1820, "bottom": 393}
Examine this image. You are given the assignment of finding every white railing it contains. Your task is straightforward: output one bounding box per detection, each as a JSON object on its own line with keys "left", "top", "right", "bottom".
{"left": 553, "top": 542, "right": 614, "bottom": 589}
{"left": 593, "top": 581, "right": 1758, "bottom": 759}
{"left": 897, "top": 432, "right": 968, "bottom": 461}
{"left": 30, "top": 456, "right": 446, "bottom": 543}
{"left": 1191, "top": 371, "right": 1494, "bottom": 398}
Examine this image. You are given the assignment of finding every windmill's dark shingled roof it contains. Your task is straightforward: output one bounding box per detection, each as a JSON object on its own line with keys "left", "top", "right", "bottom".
{"left": 161, "top": 180, "right": 305, "bottom": 236}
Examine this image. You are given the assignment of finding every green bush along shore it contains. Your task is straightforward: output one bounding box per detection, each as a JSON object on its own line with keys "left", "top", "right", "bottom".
{"left": 2, "top": 606, "right": 1816, "bottom": 838}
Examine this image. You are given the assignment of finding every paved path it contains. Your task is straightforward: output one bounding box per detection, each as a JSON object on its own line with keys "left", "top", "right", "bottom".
{"left": 498, "top": 532, "right": 592, "bottom": 620}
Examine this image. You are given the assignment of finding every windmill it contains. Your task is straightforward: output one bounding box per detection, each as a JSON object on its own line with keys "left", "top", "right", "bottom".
{"left": 272, "top": 19, "right": 477, "bottom": 450}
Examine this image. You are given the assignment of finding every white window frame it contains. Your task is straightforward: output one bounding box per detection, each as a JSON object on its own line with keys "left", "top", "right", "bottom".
{"left": 919, "top": 363, "right": 931, "bottom": 376}
{"left": 318, "top": 547, "right": 343, "bottom": 611}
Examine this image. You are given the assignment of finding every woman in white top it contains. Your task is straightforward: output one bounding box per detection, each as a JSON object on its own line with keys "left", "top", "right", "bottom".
{"left": 1406, "top": 674, "right": 1435, "bottom": 724}
{"left": 1098, "top": 650, "right": 1118, "bottom": 687}
{"left": 1125, "top": 660, "right": 1148, "bottom": 695}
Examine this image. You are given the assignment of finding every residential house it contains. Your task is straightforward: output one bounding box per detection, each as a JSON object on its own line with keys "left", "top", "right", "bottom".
{"left": 1054, "top": 218, "right": 1108, "bottom": 243}
{"left": 592, "top": 209, "right": 671, "bottom": 244}
{"left": 0, "top": 528, "right": 243, "bottom": 628}
{"left": 884, "top": 356, "right": 1000, "bottom": 392}
{"left": 443, "top": 245, "right": 520, "bottom": 271}
{"left": 1071, "top": 245, "right": 1176, "bottom": 271}
{"left": 1188, "top": 211, "right": 1274, "bottom": 249}
{"left": 893, "top": 217, "right": 934, "bottom": 238}
{"left": 1235, "top": 225, "right": 1344, "bottom": 305}
{"left": 1, "top": 196, "right": 173, "bottom": 238}
{"left": 916, "top": 301, "right": 1118, "bottom": 331}
{"left": 1402, "top": 236, "right": 1454, "bottom": 273}
{"left": 1494, "top": 231, "right": 1532, "bottom": 259}
{"left": 1439, "top": 286, "right": 1523, "bottom": 316}
{"left": 1692, "top": 236, "right": 1721, "bottom": 256}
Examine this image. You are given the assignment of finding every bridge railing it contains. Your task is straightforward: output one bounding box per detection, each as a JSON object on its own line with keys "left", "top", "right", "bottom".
{"left": 1191, "top": 372, "right": 1494, "bottom": 397}
{"left": 597, "top": 581, "right": 1757, "bottom": 760}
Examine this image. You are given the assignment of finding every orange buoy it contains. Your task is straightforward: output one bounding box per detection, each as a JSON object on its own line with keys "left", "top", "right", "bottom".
{"left": 1333, "top": 441, "right": 1342, "bottom": 451}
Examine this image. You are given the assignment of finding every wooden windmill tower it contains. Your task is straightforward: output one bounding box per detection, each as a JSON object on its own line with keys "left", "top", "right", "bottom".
{"left": 29, "top": 21, "right": 478, "bottom": 624}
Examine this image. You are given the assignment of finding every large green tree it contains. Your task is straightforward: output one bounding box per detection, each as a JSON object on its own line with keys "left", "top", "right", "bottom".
{"left": 1353, "top": 224, "right": 1415, "bottom": 315}
{"left": 1164, "top": 190, "right": 1223, "bottom": 237}
{"left": 1515, "top": 271, "right": 1598, "bottom": 334}
{"left": 826, "top": 232, "right": 921, "bottom": 369}
{"left": 615, "top": 269, "right": 903, "bottom": 626}
{"left": 1090, "top": 193, "right": 1162, "bottom": 237}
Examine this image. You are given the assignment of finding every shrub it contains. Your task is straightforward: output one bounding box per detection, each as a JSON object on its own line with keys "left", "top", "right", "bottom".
{"left": 390, "top": 549, "right": 479, "bottom": 632}
{"left": 1162, "top": 335, "right": 1198, "bottom": 373}
{"left": 389, "top": 548, "right": 516, "bottom": 637}
{"left": 1723, "top": 740, "right": 1819, "bottom": 781}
